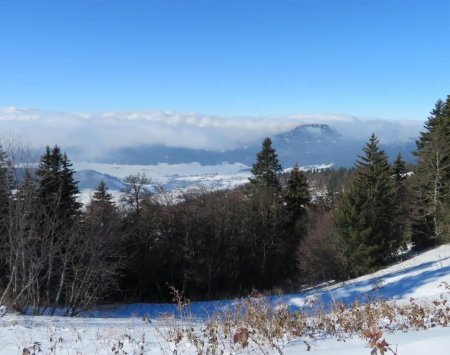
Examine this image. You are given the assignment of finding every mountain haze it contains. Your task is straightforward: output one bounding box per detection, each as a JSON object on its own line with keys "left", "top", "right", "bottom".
{"left": 0, "top": 107, "right": 421, "bottom": 168}
{"left": 99, "top": 123, "right": 417, "bottom": 168}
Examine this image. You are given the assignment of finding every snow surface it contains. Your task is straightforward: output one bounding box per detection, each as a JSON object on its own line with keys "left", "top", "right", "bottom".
{"left": 75, "top": 161, "right": 337, "bottom": 206}
{"left": 1, "top": 244, "right": 450, "bottom": 354}
{"left": 75, "top": 161, "right": 252, "bottom": 202}
{"left": 73, "top": 162, "right": 252, "bottom": 184}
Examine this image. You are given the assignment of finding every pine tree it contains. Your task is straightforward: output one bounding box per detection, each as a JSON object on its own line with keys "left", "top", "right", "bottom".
{"left": 87, "top": 180, "right": 117, "bottom": 224}
{"left": 392, "top": 153, "right": 408, "bottom": 183}
{"left": 245, "top": 137, "right": 285, "bottom": 287}
{"left": 335, "top": 134, "right": 401, "bottom": 276}
{"left": 250, "top": 137, "right": 282, "bottom": 190}
{"left": 36, "top": 146, "right": 80, "bottom": 222}
{"left": 391, "top": 153, "right": 410, "bottom": 247}
{"left": 411, "top": 96, "right": 450, "bottom": 250}
{"left": 282, "top": 164, "right": 311, "bottom": 277}
{"left": 60, "top": 152, "right": 81, "bottom": 215}
{"left": 91, "top": 180, "right": 115, "bottom": 209}
{"left": 284, "top": 164, "right": 311, "bottom": 230}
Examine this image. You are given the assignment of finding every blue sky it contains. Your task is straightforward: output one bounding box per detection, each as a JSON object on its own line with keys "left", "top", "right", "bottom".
{"left": 0, "top": 0, "right": 449, "bottom": 120}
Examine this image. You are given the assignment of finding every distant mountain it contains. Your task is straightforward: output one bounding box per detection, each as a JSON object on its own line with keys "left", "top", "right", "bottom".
{"left": 97, "top": 123, "right": 417, "bottom": 168}
{"left": 272, "top": 123, "right": 416, "bottom": 167}
{"left": 2, "top": 108, "right": 421, "bottom": 196}
{"left": 1, "top": 107, "right": 422, "bottom": 168}
{"left": 74, "top": 170, "right": 124, "bottom": 191}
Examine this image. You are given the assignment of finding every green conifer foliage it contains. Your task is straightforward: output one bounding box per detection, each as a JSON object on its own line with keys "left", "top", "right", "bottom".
{"left": 391, "top": 153, "right": 411, "bottom": 247}
{"left": 91, "top": 180, "right": 115, "bottom": 209}
{"left": 36, "top": 146, "right": 81, "bottom": 222}
{"left": 392, "top": 153, "right": 408, "bottom": 183}
{"left": 335, "top": 134, "right": 401, "bottom": 276}
{"left": 282, "top": 164, "right": 311, "bottom": 277}
{"left": 284, "top": 164, "right": 311, "bottom": 230}
{"left": 250, "top": 137, "right": 282, "bottom": 190}
{"left": 412, "top": 96, "right": 450, "bottom": 250}
{"left": 87, "top": 180, "right": 118, "bottom": 224}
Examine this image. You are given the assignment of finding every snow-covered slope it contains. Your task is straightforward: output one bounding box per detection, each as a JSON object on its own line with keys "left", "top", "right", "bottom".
{"left": 1, "top": 244, "right": 450, "bottom": 354}
{"left": 83, "top": 244, "right": 450, "bottom": 318}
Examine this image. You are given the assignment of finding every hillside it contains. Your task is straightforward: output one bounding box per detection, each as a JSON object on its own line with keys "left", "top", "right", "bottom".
{"left": 1, "top": 244, "right": 449, "bottom": 354}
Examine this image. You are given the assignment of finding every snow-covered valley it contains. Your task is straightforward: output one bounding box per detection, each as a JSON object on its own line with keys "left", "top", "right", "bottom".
{"left": 74, "top": 161, "right": 337, "bottom": 205}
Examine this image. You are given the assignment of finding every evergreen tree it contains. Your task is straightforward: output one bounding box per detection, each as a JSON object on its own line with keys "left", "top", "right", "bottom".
{"left": 335, "top": 134, "right": 401, "bottom": 276}
{"left": 86, "top": 180, "right": 118, "bottom": 225}
{"left": 250, "top": 137, "right": 282, "bottom": 190}
{"left": 36, "top": 146, "right": 80, "bottom": 222}
{"left": 391, "top": 153, "right": 411, "bottom": 247}
{"left": 90, "top": 180, "right": 115, "bottom": 210}
{"left": 60, "top": 153, "right": 81, "bottom": 215}
{"left": 411, "top": 96, "right": 450, "bottom": 250}
{"left": 284, "top": 164, "right": 311, "bottom": 230}
{"left": 392, "top": 153, "right": 408, "bottom": 183}
{"left": 244, "top": 137, "right": 285, "bottom": 287}
{"left": 282, "top": 164, "right": 311, "bottom": 277}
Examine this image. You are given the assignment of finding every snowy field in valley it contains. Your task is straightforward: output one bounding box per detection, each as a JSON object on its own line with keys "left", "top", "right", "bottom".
{"left": 74, "top": 161, "right": 336, "bottom": 206}
{"left": 74, "top": 161, "right": 252, "bottom": 205}
{"left": 73, "top": 161, "right": 252, "bottom": 187}
{"left": 1, "top": 244, "right": 450, "bottom": 354}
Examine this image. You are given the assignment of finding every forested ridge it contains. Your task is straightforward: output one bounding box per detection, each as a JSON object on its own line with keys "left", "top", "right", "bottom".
{"left": 0, "top": 96, "right": 448, "bottom": 315}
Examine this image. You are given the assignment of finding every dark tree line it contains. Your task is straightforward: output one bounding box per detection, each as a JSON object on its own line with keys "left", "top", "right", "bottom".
{"left": 330, "top": 96, "right": 450, "bottom": 277}
{"left": 0, "top": 95, "right": 448, "bottom": 312}
{"left": 0, "top": 138, "right": 312, "bottom": 310}
{"left": 119, "top": 137, "right": 311, "bottom": 301}
{"left": 411, "top": 96, "right": 450, "bottom": 249}
{"left": 0, "top": 146, "right": 123, "bottom": 315}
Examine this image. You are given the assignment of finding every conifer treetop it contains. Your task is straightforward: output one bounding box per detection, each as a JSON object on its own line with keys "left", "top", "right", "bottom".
{"left": 250, "top": 137, "right": 282, "bottom": 189}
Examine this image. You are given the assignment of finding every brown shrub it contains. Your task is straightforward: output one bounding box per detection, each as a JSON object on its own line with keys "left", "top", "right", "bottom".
{"left": 298, "top": 210, "right": 347, "bottom": 283}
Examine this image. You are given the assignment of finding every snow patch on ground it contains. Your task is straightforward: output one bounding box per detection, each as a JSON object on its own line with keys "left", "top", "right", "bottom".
{"left": 1, "top": 244, "right": 450, "bottom": 354}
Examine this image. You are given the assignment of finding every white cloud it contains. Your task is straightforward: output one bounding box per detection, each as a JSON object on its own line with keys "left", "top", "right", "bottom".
{"left": 0, "top": 107, "right": 423, "bottom": 160}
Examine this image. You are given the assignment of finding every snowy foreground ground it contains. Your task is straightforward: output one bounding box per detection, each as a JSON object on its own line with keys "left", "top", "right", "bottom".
{"left": 1, "top": 244, "right": 450, "bottom": 354}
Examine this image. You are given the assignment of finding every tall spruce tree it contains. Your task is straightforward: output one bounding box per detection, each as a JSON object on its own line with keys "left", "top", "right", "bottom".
{"left": 245, "top": 137, "right": 285, "bottom": 287}
{"left": 391, "top": 153, "right": 410, "bottom": 247}
{"left": 90, "top": 180, "right": 115, "bottom": 210}
{"left": 36, "top": 146, "right": 80, "bottom": 222}
{"left": 87, "top": 180, "right": 118, "bottom": 224}
{"left": 411, "top": 96, "right": 450, "bottom": 250}
{"left": 335, "top": 134, "right": 401, "bottom": 276}
{"left": 284, "top": 164, "right": 311, "bottom": 231}
{"left": 392, "top": 153, "right": 408, "bottom": 183}
{"left": 250, "top": 137, "right": 282, "bottom": 190}
{"left": 282, "top": 164, "right": 311, "bottom": 277}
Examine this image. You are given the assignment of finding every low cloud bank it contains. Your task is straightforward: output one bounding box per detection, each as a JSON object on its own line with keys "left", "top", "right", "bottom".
{"left": 0, "top": 107, "right": 423, "bottom": 160}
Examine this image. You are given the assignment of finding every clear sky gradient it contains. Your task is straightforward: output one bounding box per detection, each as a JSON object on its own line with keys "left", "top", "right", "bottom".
{"left": 1, "top": 0, "right": 449, "bottom": 120}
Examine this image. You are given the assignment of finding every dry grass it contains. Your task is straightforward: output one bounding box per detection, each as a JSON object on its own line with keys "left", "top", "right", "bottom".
{"left": 4, "top": 283, "right": 450, "bottom": 354}
{"left": 156, "top": 282, "right": 450, "bottom": 354}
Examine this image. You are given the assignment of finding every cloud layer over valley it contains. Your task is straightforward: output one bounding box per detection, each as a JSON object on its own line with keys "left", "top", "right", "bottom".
{"left": 0, "top": 107, "right": 423, "bottom": 161}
